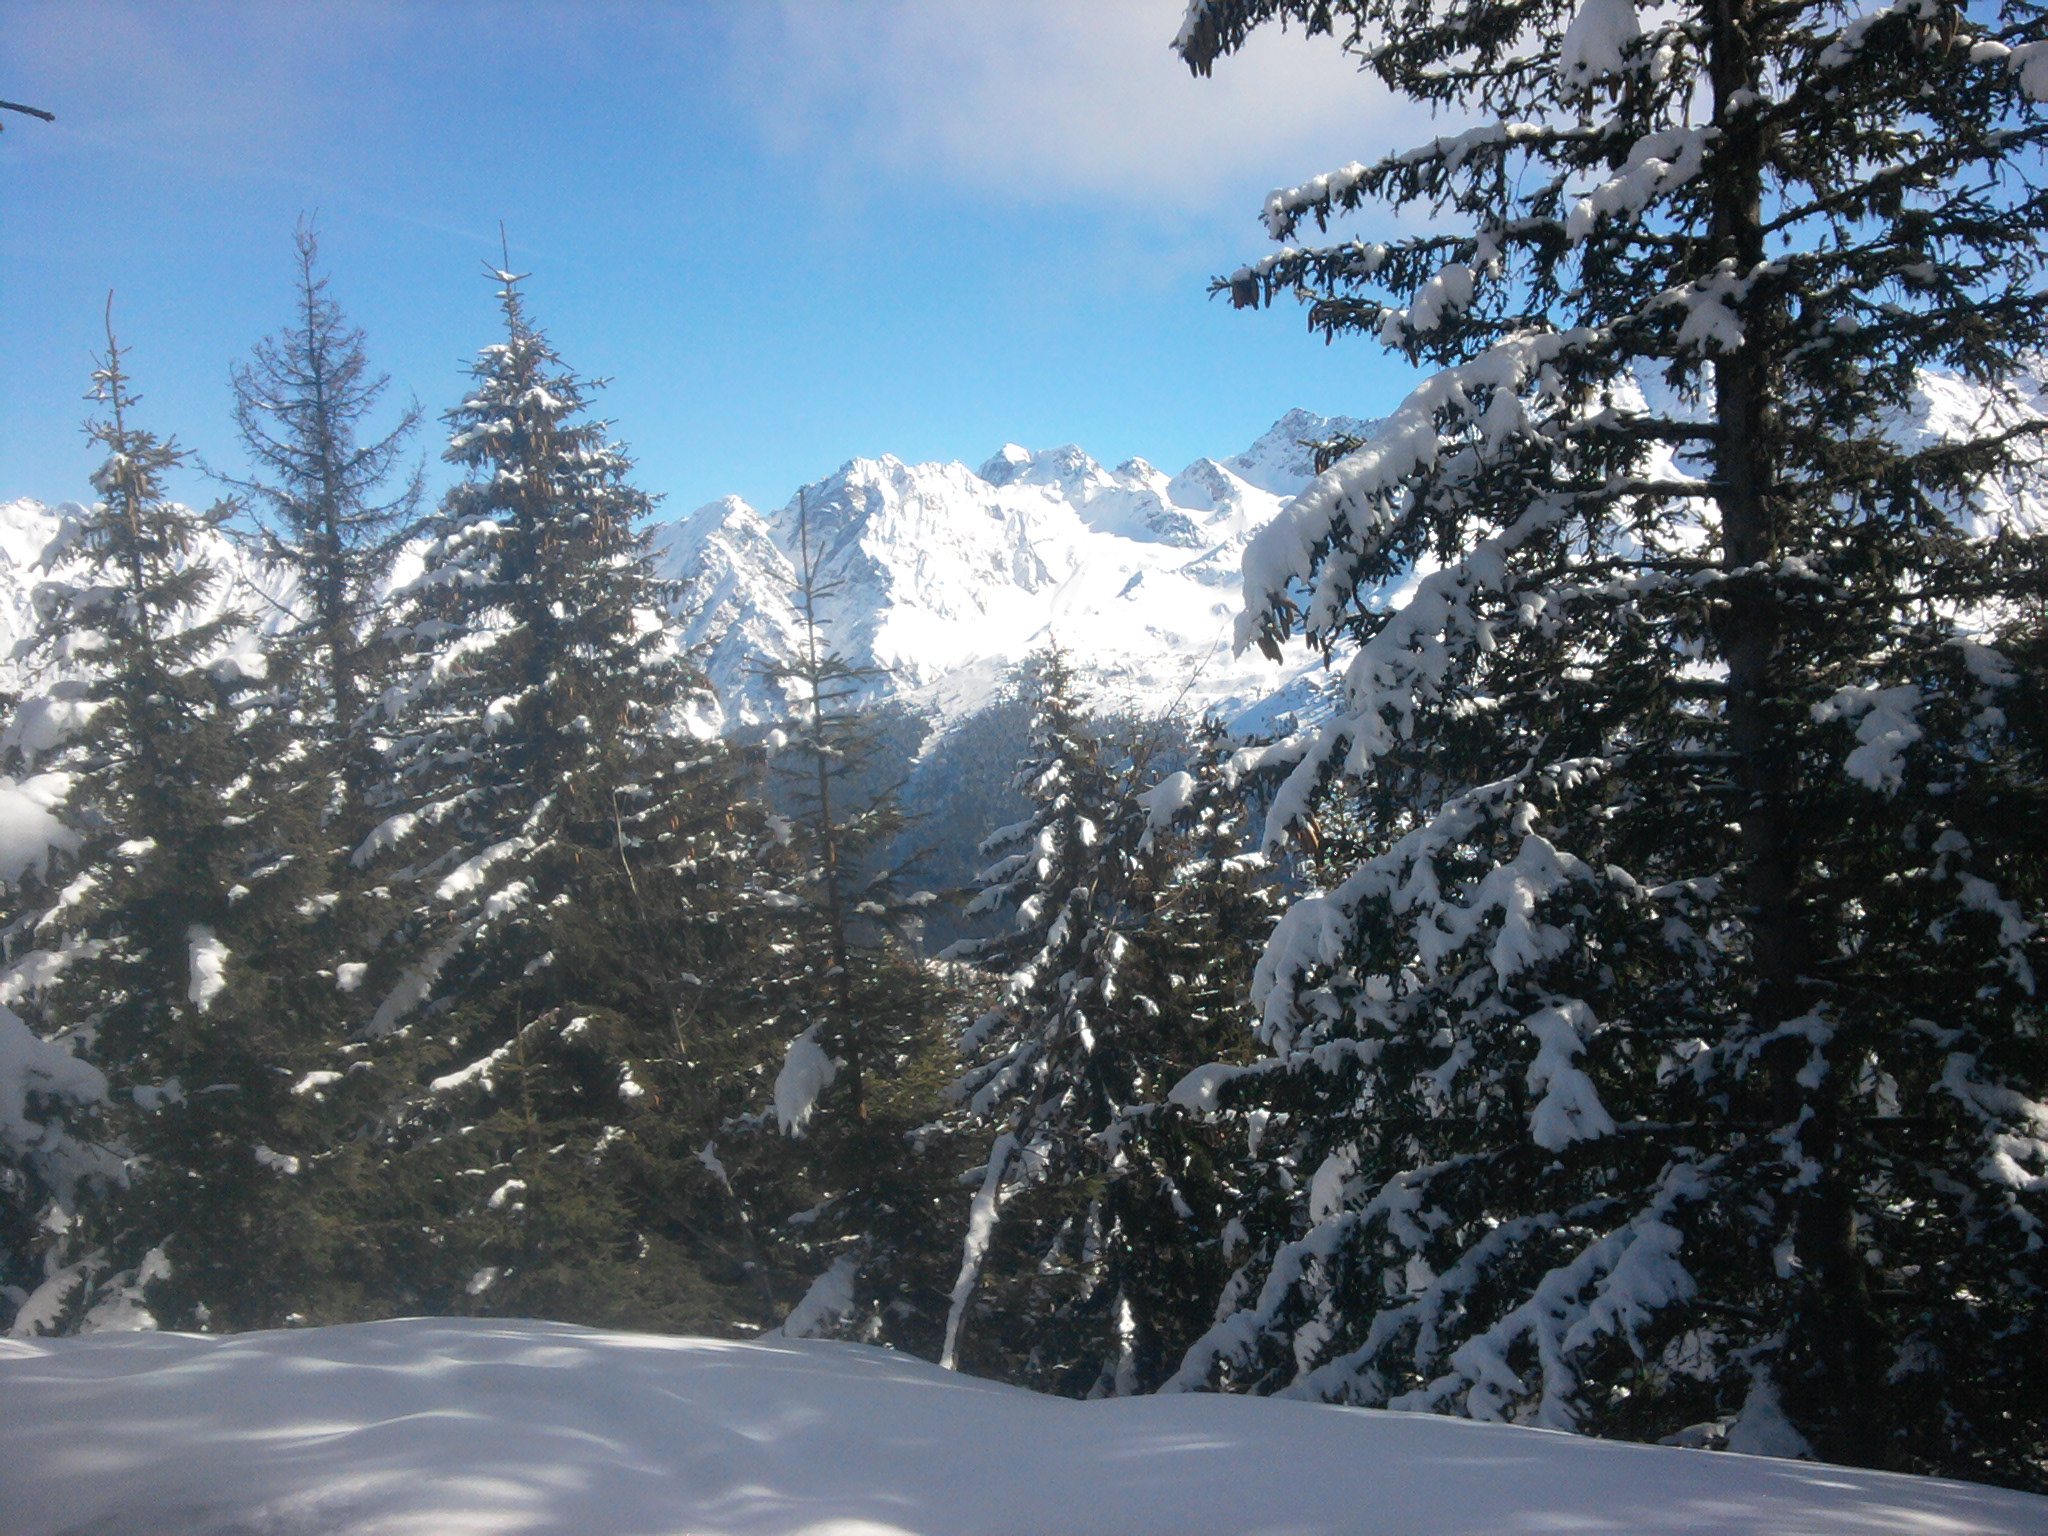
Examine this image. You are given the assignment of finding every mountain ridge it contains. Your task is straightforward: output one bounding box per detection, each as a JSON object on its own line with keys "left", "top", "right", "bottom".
{"left": 660, "top": 407, "right": 1373, "bottom": 734}
{"left": 0, "top": 409, "right": 1364, "bottom": 761}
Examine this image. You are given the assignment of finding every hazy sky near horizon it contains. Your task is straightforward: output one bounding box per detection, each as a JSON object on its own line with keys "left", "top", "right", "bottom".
{"left": 6, "top": 2, "right": 1427, "bottom": 518}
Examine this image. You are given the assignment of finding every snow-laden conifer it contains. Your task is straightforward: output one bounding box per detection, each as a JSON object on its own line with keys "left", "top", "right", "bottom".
{"left": 761, "top": 488, "right": 924, "bottom": 1126}
{"left": 1074, "top": 725, "right": 1285, "bottom": 1394}
{"left": 937, "top": 651, "right": 1173, "bottom": 1378}
{"left": 946, "top": 715, "right": 1289, "bottom": 1397}
{"left": 0, "top": 322, "right": 316, "bottom": 1332}
{"left": 330, "top": 263, "right": 796, "bottom": 1328}
{"left": 1167, "top": 0, "right": 2048, "bottom": 1485}
{"left": 359, "top": 262, "right": 688, "bottom": 1034}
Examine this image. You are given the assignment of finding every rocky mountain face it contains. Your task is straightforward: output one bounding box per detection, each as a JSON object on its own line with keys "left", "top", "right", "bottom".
{"left": 658, "top": 408, "right": 1374, "bottom": 734}
{"left": 0, "top": 407, "right": 1360, "bottom": 762}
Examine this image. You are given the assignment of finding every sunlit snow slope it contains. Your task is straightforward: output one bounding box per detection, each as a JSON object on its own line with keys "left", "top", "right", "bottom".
{"left": 0, "top": 496, "right": 291, "bottom": 702}
{"left": 5, "top": 411, "right": 1367, "bottom": 739}
{"left": 659, "top": 409, "right": 1373, "bottom": 730}
{"left": 3, "top": 1318, "right": 2043, "bottom": 1536}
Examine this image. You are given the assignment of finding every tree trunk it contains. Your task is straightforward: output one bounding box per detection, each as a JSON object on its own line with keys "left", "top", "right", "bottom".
{"left": 1707, "top": 0, "right": 1880, "bottom": 1464}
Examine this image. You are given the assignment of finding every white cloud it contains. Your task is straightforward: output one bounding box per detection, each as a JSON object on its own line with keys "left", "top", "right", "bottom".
{"left": 727, "top": 1, "right": 1418, "bottom": 211}
{"left": 21, "top": 2, "right": 1420, "bottom": 226}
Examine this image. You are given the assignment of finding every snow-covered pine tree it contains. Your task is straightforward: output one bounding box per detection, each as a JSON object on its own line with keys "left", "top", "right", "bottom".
{"left": 0, "top": 322, "right": 324, "bottom": 1331}
{"left": 737, "top": 490, "right": 967, "bottom": 1354}
{"left": 225, "top": 217, "right": 420, "bottom": 807}
{"left": 935, "top": 649, "right": 1171, "bottom": 1384}
{"left": 360, "top": 261, "right": 687, "bottom": 1029}
{"left": 944, "top": 716, "right": 1289, "bottom": 1397}
{"left": 334, "top": 262, "right": 783, "bottom": 1328}
{"left": 1073, "top": 723, "right": 1287, "bottom": 1394}
{"left": 1166, "top": 0, "right": 2048, "bottom": 1485}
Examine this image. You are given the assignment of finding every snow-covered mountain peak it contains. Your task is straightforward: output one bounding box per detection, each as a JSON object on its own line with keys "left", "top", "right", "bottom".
{"left": 0, "top": 498, "right": 68, "bottom": 575}
{"left": 664, "top": 411, "right": 1371, "bottom": 728}
{"left": 976, "top": 443, "right": 1032, "bottom": 484}
{"left": 0, "top": 413, "right": 1372, "bottom": 741}
{"left": 1224, "top": 406, "right": 1370, "bottom": 494}
{"left": 972, "top": 440, "right": 1198, "bottom": 548}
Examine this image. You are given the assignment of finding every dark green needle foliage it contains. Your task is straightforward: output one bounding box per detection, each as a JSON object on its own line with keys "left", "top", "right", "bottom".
{"left": 328, "top": 264, "right": 779, "bottom": 1330}
{"left": 1161, "top": 0, "right": 2048, "bottom": 1487}
{"left": 935, "top": 652, "right": 1276, "bottom": 1393}
{"left": 0, "top": 322, "right": 334, "bottom": 1331}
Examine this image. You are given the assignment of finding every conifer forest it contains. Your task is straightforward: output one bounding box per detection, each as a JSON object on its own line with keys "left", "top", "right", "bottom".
{"left": 6, "top": 0, "right": 2048, "bottom": 1502}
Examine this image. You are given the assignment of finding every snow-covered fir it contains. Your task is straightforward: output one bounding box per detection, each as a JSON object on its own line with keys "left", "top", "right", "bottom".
{"left": 1162, "top": 0, "right": 2048, "bottom": 1489}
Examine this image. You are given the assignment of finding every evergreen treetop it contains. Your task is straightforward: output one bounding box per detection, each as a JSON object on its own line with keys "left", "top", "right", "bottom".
{"left": 224, "top": 217, "right": 421, "bottom": 799}
{"left": 0, "top": 317, "right": 326, "bottom": 1333}
{"left": 359, "top": 260, "right": 692, "bottom": 1035}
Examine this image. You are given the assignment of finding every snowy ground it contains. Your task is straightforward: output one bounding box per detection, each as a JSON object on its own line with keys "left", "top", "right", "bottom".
{"left": 4, "top": 1318, "right": 2043, "bottom": 1536}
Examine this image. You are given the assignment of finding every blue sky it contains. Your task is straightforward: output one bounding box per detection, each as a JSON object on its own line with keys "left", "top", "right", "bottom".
{"left": 6, "top": 2, "right": 1426, "bottom": 520}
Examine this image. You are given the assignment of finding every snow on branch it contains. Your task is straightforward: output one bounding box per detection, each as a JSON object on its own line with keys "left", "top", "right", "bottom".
{"left": 0, "top": 773, "right": 76, "bottom": 888}
{"left": 1557, "top": 0, "right": 1641, "bottom": 93}
{"left": 1968, "top": 37, "right": 2048, "bottom": 101}
{"left": 1566, "top": 128, "right": 1715, "bottom": 244}
{"left": 1259, "top": 124, "right": 1561, "bottom": 239}
{"left": 1390, "top": 1160, "right": 1710, "bottom": 1427}
{"left": 186, "top": 926, "right": 229, "bottom": 1014}
{"left": 1523, "top": 1000, "right": 1618, "bottom": 1150}
{"left": 0, "top": 1005, "right": 109, "bottom": 1192}
{"left": 774, "top": 1023, "right": 838, "bottom": 1137}
{"left": 1812, "top": 683, "right": 1922, "bottom": 794}
{"left": 1163, "top": 1155, "right": 1482, "bottom": 1394}
{"left": 1238, "top": 326, "right": 1598, "bottom": 659}
{"left": 1249, "top": 765, "right": 1608, "bottom": 1050}
{"left": 1245, "top": 489, "right": 1593, "bottom": 854}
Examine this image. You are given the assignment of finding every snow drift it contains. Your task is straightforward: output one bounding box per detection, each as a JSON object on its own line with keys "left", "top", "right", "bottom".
{"left": 3, "top": 1317, "right": 2043, "bottom": 1536}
